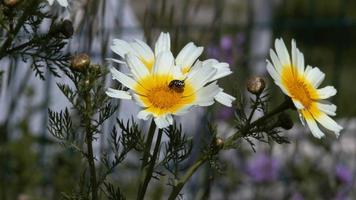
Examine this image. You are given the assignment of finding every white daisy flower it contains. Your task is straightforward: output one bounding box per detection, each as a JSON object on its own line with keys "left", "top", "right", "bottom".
{"left": 110, "top": 32, "right": 236, "bottom": 107}
{"left": 47, "top": 0, "right": 68, "bottom": 7}
{"left": 267, "top": 38, "right": 343, "bottom": 138}
{"left": 107, "top": 32, "right": 235, "bottom": 128}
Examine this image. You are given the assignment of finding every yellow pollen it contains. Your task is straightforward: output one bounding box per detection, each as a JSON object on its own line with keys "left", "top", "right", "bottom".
{"left": 281, "top": 66, "right": 318, "bottom": 110}
{"left": 134, "top": 74, "right": 196, "bottom": 116}
{"left": 147, "top": 86, "right": 183, "bottom": 109}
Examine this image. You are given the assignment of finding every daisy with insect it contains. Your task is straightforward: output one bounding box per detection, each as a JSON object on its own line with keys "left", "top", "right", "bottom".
{"left": 106, "top": 32, "right": 235, "bottom": 128}
{"left": 266, "top": 38, "right": 343, "bottom": 138}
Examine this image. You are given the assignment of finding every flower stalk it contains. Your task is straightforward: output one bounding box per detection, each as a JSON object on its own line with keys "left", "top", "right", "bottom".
{"left": 224, "top": 98, "right": 293, "bottom": 149}
{"left": 167, "top": 98, "right": 293, "bottom": 199}
{"left": 137, "top": 126, "right": 163, "bottom": 200}
{"left": 83, "top": 74, "right": 98, "bottom": 200}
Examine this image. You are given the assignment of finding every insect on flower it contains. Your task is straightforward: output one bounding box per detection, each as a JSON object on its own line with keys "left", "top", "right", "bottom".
{"left": 168, "top": 79, "right": 185, "bottom": 93}
{"left": 107, "top": 32, "right": 236, "bottom": 128}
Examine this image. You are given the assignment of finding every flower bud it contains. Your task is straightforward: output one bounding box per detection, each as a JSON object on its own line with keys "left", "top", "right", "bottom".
{"left": 4, "top": 0, "right": 19, "bottom": 6}
{"left": 60, "top": 20, "right": 74, "bottom": 38}
{"left": 71, "top": 53, "right": 90, "bottom": 72}
{"left": 277, "top": 112, "right": 294, "bottom": 130}
{"left": 212, "top": 137, "right": 224, "bottom": 150}
{"left": 247, "top": 76, "right": 266, "bottom": 95}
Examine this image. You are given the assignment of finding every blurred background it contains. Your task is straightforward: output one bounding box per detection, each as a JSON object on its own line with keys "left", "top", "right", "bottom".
{"left": 1, "top": 0, "right": 356, "bottom": 199}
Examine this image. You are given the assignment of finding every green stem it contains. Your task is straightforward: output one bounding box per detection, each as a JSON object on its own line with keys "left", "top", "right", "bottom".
{"left": 85, "top": 126, "right": 98, "bottom": 200}
{"left": 137, "top": 128, "right": 163, "bottom": 200}
{"left": 141, "top": 120, "right": 156, "bottom": 170}
{"left": 0, "top": 0, "right": 38, "bottom": 59}
{"left": 167, "top": 99, "right": 292, "bottom": 199}
{"left": 84, "top": 82, "right": 98, "bottom": 200}
{"left": 247, "top": 94, "right": 261, "bottom": 123}
{"left": 168, "top": 157, "right": 207, "bottom": 200}
{"left": 224, "top": 99, "right": 292, "bottom": 149}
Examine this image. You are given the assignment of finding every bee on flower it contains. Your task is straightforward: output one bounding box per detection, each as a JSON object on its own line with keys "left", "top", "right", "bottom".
{"left": 106, "top": 32, "right": 235, "bottom": 128}
{"left": 266, "top": 38, "right": 343, "bottom": 138}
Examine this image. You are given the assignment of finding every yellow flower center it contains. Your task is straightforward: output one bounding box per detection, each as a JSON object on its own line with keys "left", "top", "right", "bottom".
{"left": 134, "top": 74, "right": 196, "bottom": 116}
{"left": 147, "top": 86, "right": 183, "bottom": 109}
{"left": 281, "top": 66, "right": 319, "bottom": 111}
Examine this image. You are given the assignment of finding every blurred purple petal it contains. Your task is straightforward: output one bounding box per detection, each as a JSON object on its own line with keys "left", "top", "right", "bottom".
{"left": 216, "top": 107, "right": 234, "bottom": 121}
{"left": 335, "top": 164, "right": 353, "bottom": 186}
{"left": 220, "top": 35, "right": 233, "bottom": 51}
{"left": 247, "top": 153, "right": 280, "bottom": 183}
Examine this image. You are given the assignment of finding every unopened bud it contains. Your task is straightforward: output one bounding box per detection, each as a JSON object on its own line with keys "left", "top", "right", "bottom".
{"left": 247, "top": 76, "right": 266, "bottom": 95}
{"left": 277, "top": 112, "right": 294, "bottom": 130}
{"left": 60, "top": 20, "right": 74, "bottom": 38}
{"left": 4, "top": 0, "right": 19, "bottom": 6}
{"left": 212, "top": 137, "right": 224, "bottom": 150}
{"left": 71, "top": 53, "right": 90, "bottom": 72}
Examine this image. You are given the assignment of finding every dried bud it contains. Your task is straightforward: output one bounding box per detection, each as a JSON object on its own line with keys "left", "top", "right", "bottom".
{"left": 71, "top": 54, "right": 90, "bottom": 72}
{"left": 247, "top": 76, "right": 266, "bottom": 95}
{"left": 277, "top": 112, "right": 294, "bottom": 130}
{"left": 60, "top": 20, "right": 74, "bottom": 38}
{"left": 212, "top": 137, "right": 224, "bottom": 150}
{"left": 4, "top": 0, "right": 19, "bottom": 6}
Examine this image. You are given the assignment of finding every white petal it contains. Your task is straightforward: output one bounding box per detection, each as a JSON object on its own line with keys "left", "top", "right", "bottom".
{"left": 304, "top": 65, "right": 312, "bottom": 75}
{"left": 292, "top": 99, "right": 305, "bottom": 110}
{"left": 176, "top": 42, "right": 204, "bottom": 70}
{"left": 153, "top": 51, "right": 174, "bottom": 76}
{"left": 194, "top": 82, "right": 221, "bottom": 106}
{"left": 137, "top": 110, "right": 152, "bottom": 120}
{"left": 291, "top": 39, "right": 298, "bottom": 72}
{"left": 106, "top": 58, "right": 126, "bottom": 65}
{"left": 274, "top": 81, "right": 290, "bottom": 96}
{"left": 154, "top": 115, "right": 171, "bottom": 129}
{"left": 172, "top": 65, "right": 185, "bottom": 79}
{"left": 317, "top": 86, "right": 337, "bottom": 99}
{"left": 155, "top": 32, "right": 171, "bottom": 57}
{"left": 133, "top": 94, "right": 147, "bottom": 107}
{"left": 305, "top": 116, "right": 325, "bottom": 139}
{"left": 214, "top": 91, "right": 235, "bottom": 107}
{"left": 47, "top": 0, "right": 55, "bottom": 5}
{"left": 296, "top": 49, "right": 305, "bottom": 75}
{"left": 166, "top": 115, "right": 174, "bottom": 125}
{"left": 106, "top": 88, "right": 132, "bottom": 99}
{"left": 57, "top": 0, "right": 68, "bottom": 7}
{"left": 203, "top": 59, "right": 232, "bottom": 81}
{"left": 317, "top": 102, "right": 336, "bottom": 116}
{"left": 130, "top": 39, "right": 154, "bottom": 63}
{"left": 267, "top": 60, "right": 280, "bottom": 82}
{"left": 109, "top": 67, "right": 139, "bottom": 91}
{"left": 314, "top": 113, "right": 343, "bottom": 134}
{"left": 269, "top": 49, "right": 283, "bottom": 74}
{"left": 186, "top": 61, "right": 217, "bottom": 92}
{"left": 125, "top": 53, "right": 150, "bottom": 80}
{"left": 275, "top": 38, "right": 291, "bottom": 67}
{"left": 305, "top": 66, "right": 325, "bottom": 88}
{"left": 111, "top": 39, "right": 134, "bottom": 58}
{"left": 174, "top": 105, "right": 193, "bottom": 116}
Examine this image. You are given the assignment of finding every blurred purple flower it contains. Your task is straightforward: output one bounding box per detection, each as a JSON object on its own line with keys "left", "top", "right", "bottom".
{"left": 333, "top": 191, "right": 347, "bottom": 200}
{"left": 220, "top": 35, "right": 233, "bottom": 51}
{"left": 206, "top": 45, "right": 220, "bottom": 59}
{"left": 291, "top": 192, "right": 304, "bottom": 200}
{"left": 247, "top": 153, "right": 280, "bottom": 183}
{"left": 335, "top": 164, "right": 352, "bottom": 185}
{"left": 216, "top": 107, "right": 234, "bottom": 121}
{"left": 219, "top": 36, "right": 234, "bottom": 65}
